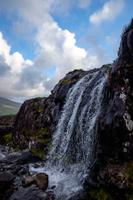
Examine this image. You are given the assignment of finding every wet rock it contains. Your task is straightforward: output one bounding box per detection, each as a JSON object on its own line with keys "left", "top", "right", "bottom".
{"left": 35, "top": 173, "right": 48, "bottom": 190}
{"left": 0, "top": 172, "right": 14, "bottom": 190}
{"left": 22, "top": 175, "right": 35, "bottom": 187}
{"left": 10, "top": 185, "right": 49, "bottom": 200}
{"left": 0, "top": 172, "right": 14, "bottom": 199}
{"left": 22, "top": 173, "right": 48, "bottom": 191}
{"left": 4, "top": 150, "right": 41, "bottom": 164}
{"left": 87, "top": 19, "right": 133, "bottom": 200}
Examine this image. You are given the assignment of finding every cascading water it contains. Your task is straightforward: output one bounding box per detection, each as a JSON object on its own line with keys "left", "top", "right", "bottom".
{"left": 30, "top": 69, "right": 107, "bottom": 200}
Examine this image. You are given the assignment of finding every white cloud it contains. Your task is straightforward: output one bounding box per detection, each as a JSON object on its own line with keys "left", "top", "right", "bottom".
{"left": 0, "top": 32, "right": 32, "bottom": 74}
{"left": 0, "top": 0, "right": 110, "bottom": 100}
{"left": 36, "top": 21, "right": 88, "bottom": 78}
{"left": 0, "top": 32, "right": 47, "bottom": 99}
{"left": 89, "top": 0, "right": 124, "bottom": 25}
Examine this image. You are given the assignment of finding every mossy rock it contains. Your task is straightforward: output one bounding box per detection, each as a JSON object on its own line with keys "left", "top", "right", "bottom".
{"left": 14, "top": 127, "right": 52, "bottom": 159}
{"left": 3, "top": 132, "right": 12, "bottom": 144}
{"left": 89, "top": 188, "right": 113, "bottom": 200}
{"left": 126, "top": 191, "right": 133, "bottom": 200}
{"left": 124, "top": 162, "right": 133, "bottom": 189}
{"left": 30, "top": 147, "right": 45, "bottom": 160}
{"left": 61, "top": 78, "right": 77, "bottom": 85}
{"left": 32, "top": 103, "right": 44, "bottom": 113}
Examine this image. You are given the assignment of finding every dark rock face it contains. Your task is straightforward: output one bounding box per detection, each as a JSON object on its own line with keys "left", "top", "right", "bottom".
{"left": 98, "top": 20, "right": 133, "bottom": 163}
{"left": 88, "top": 20, "right": 133, "bottom": 199}
{"left": 0, "top": 115, "right": 14, "bottom": 145}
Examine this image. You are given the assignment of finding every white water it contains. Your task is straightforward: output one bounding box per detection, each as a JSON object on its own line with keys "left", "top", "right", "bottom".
{"left": 30, "top": 70, "right": 107, "bottom": 200}
{"left": 0, "top": 152, "right": 5, "bottom": 160}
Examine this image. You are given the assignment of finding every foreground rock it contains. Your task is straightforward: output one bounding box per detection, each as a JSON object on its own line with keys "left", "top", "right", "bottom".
{"left": 35, "top": 173, "right": 48, "bottom": 190}
{"left": 23, "top": 173, "right": 48, "bottom": 190}
{"left": 0, "top": 146, "right": 51, "bottom": 200}
{"left": 0, "top": 172, "right": 14, "bottom": 200}
{"left": 10, "top": 185, "right": 49, "bottom": 200}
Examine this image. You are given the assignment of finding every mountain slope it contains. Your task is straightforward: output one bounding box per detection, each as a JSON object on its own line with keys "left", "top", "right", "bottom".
{"left": 0, "top": 97, "right": 21, "bottom": 116}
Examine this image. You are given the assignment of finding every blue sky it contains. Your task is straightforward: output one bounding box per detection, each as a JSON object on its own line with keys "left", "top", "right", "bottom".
{"left": 0, "top": 0, "right": 132, "bottom": 101}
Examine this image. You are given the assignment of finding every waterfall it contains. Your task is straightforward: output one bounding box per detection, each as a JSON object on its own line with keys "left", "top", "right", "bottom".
{"left": 30, "top": 69, "right": 107, "bottom": 200}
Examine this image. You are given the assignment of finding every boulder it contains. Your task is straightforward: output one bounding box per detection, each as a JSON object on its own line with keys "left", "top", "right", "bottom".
{"left": 10, "top": 185, "right": 49, "bottom": 200}
{"left": 23, "top": 173, "right": 48, "bottom": 191}
{"left": 22, "top": 175, "right": 35, "bottom": 187}
{"left": 35, "top": 173, "right": 48, "bottom": 190}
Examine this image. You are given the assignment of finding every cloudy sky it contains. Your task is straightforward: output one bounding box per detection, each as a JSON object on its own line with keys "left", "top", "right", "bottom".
{"left": 0, "top": 0, "right": 132, "bottom": 101}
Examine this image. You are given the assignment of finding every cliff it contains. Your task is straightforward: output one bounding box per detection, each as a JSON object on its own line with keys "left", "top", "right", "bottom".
{"left": 87, "top": 20, "right": 133, "bottom": 200}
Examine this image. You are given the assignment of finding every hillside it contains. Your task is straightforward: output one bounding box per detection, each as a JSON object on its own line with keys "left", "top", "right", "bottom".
{"left": 0, "top": 97, "right": 21, "bottom": 116}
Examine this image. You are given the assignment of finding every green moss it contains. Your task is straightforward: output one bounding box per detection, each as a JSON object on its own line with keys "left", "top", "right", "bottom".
{"left": 31, "top": 128, "right": 51, "bottom": 140}
{"left": 89, "top": 188, "right": 113, "bottom": 200}
{"left": 3, "top": 132, "right": 12, "bottom": 144}
{"left": 32, "top": 103, "right": 44, "bottom": 113}
{"left": 29, "top": 127, "right": 51, "bottom": 159}
{"left": 21, "top": 127, "right": 51, "bottom": 139}
{"left": 126, "top": 192, "right": 133, "bottom": 200}
{"left": 125, "top": 162, "right": 133, "bottom": 183}
{"left": 30, "top": 147, "right": 45, "bottom": 160}
{"left": 61, "top": 79, "right": 76, "bottom": 85}
{"left": 15, "top": 127, "right": 51, "bottom": 159}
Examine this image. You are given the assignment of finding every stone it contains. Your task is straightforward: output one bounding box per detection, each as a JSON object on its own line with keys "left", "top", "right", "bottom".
{"left": 5, "top": 150, "right": 41, "bottom": 164}
{"left": 0, "top": 171, "right": 14, "bottom": 200}
{"left": 9, "top": 185, "right": 49, "bottom": 200}
{"left": 22, "top": 175, "right": 35, "bottom": 187}
{"left": 35, "top": 173, "right": 48, "bottom": 190}
{"left": 0, "top": 172, "right": 14, "bottom": 190}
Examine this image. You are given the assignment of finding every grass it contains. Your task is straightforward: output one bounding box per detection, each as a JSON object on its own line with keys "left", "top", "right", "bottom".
{"left": 0, "top": 97, "right": 21, "bottom": 116}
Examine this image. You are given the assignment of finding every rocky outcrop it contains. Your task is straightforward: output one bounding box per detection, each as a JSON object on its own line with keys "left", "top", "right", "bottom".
{"left": 99, "top": 19, "right": 133, "bottom": 165}
{"left": 87, "top": 19, "right": 133, "bottom": 200}
{"left": 12, "top": 70, "right": 88, "bottom": 156}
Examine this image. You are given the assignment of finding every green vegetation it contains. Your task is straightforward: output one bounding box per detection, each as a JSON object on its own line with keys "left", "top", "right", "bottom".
{"left": 30, "top": 146, "right": 45, "bottom": 160}
{"left": 19, "top": 127, "right": 51, "bottom": 159}
{"left": 3, "top": 132, "right": 12, "bottom": 144}
{"left": 32, "top": 128, "right": 50, "bottom": 139}
{"left": 89, "top": 188, "right": 113, "bottom": 200}
{"left": 32, "top": 102, "right": 44, "bottom": 113}
{"left": 0, "top": 97, "right": 21, "bottom": 116}
{"left": 61, "top": 78, "right": 76, "bottom": 85}
{"left": 30, "top": 128, "right": 51, "bottom": 159}
{"left": 126, "top": 192, "right": 133, "bottom": 200}
{"left": 124, "top": 162, "right": 133, "bottom": 188}
{"left": 0, "top": 114, "right": 15, "bottom": 126}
